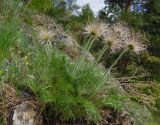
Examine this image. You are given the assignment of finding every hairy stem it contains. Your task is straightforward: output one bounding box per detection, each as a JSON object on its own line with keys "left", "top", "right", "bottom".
{"left": 91, "top": 44, "right": 108, "bottom": 70}
{"left": 103, "top": 48, "right": 128, "bottom": 78}
{"left": 87, "top": 36, "right": 96, "bottom": 51}
{"left": 72, "top": 36, "right": 95, "bottom": 77}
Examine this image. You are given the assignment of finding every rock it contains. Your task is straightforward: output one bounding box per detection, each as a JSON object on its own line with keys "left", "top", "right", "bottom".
{"left": 12, "top": 101, "right": 42, "bottom": 125}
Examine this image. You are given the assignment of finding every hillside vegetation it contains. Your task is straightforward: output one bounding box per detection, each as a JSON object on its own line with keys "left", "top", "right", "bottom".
{"left": 0, "top": 0, "right": 159, "bottom": 125}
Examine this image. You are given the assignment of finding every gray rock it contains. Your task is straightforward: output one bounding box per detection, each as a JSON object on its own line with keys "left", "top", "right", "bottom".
{"left": 12, "top": 101, "right": 42, "bottom": 125}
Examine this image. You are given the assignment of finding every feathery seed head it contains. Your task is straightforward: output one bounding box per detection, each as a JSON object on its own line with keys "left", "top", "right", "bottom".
{"left": 83, "top": 22, "right": 106, "bottom": 38}
{"left": 113, "top": 23, "right": 129, "bottom": 33}
{"left": 103, "top": 30, "right": 125, "bottom": 53}
{"left": 113, "top": 22, "right": 130, "bottom": 41}
{"left": 39, "top": 29, "right": 54, "bottom": 43}
{"left": 125, "top": 33, "right": 147, "bottom": 54}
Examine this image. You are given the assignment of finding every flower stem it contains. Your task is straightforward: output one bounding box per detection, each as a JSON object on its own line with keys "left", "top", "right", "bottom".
{"left": 91, "top": 45, "right": 108, "bottom": 70}
{"left": 71, "top": 36, "right": 95, "bottom": 77}
{"left": 87, "top": 36, "right": 96, "bottom": 51}
{"left": 102, "top": 48, "right": 128, "bottom": 78}
{"left": 84, "top": 36, "right": 93, "bottom": 50}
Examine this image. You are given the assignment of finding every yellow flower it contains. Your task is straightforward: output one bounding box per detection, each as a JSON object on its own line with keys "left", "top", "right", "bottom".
{"left": 23, "top": 56, "right": 29, "bottom": 65}
{"left": 25, "top": 62, "right": 29, "bottom": 65}
{"left": 24, "top": 56, "right": 28, "bottom": 59}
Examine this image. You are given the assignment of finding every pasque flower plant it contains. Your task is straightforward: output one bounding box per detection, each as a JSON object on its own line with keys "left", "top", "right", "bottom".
{"left": 113, "top": 22, "right": 130, "bottom": 39}
{"left": 83, "top": 22, "right": 106, "bottom": 38}
{"left": 91, "top": 24, "right": 126, "bottom": 70}
{"left": 83, "top": 22, "right": 147, "bottom": 78}
{"left": 39, "top": 29, "right": 54, "bottom": 44}
{"left": 74, "top": 21, "right": 147, "bottom": 79}
{"left": 103, "top": 30, "right": 125, "bottom": 53}
{"left": 125, "top": 33, "right": 147, "bottom": 54}
{"left": 103, "top": 32, "right": 147, "bottom": 77}
{"left": 72, "top": 22, "right": 107, "bottom": 76}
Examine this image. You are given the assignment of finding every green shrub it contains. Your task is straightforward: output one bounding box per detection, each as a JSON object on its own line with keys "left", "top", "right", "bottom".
{"left": 27, "top": 0, "right": 53, "bottom": 13}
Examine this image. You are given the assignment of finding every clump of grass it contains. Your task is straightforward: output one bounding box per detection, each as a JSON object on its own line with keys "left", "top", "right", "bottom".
{"left": 0, "top": 0, "right": 22, "bottom": 63}
{"left": 24, "top": 45, "right": 105, "bottom": 121}
{"left": 2, "top": 34, "right": 128, "bottom": 122}
{"left": 1, "top": 42, "right": 106, "bottom": 122}
{"left": 0, "top": 18, "right": 19, "bottom": 61}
